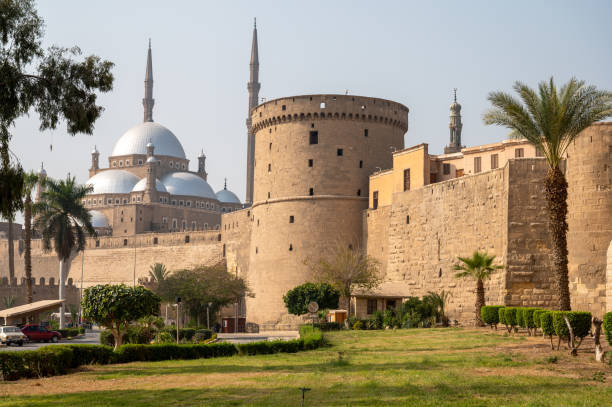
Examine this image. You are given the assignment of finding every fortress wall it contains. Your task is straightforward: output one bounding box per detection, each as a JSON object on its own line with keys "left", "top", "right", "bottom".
{"left": 0, "top": 278, "right": 80, "bottom": 309}
{"left": 566, "top": 123, "right": 612, "bottom": 315}
{"left": 221, "top": 208, "right": 252, "bottom": 282}
{"left": 364, "top": 205, "right": 391, "bottom": 276}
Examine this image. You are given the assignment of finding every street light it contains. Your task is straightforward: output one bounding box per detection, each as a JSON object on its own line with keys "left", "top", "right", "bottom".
{"left": 207, "top": 302, "right": 212, "bottom": 330}
{"left": 175, "top": 297, "right": 181, "bottom": 344}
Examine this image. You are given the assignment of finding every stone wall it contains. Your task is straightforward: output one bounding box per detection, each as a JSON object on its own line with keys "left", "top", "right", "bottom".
{"left": 0, "top": 278, "right": 80, "bottom": 310}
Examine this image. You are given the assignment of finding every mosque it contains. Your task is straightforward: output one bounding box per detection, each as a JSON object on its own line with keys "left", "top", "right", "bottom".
{"left": 75, "top": 43, "right": 242, "bottom": 236}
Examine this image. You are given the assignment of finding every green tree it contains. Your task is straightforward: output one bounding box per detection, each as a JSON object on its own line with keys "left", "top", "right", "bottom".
{"left": 426, "top": 290, "right": 451, "bottom": 326}
{"left": 283, "top": 282, "right": 340, "bottom": 316}
{"left": 0, "top": 0, "right": 113, "bottom": 245}
{"left": 82, "top": 284, "right": 160, "bottom": 350}
{"left": 34, "top": 176, "right": 96, "bottom": 328}
{"left": 148, "top": 263, "right": 169, "bottom": 284}
{"left": 22, "top": 171, "right": 38, "bottom": 304}
{"left": 454, "top": 251, "right": 504, "bottom": 326}
{"left": 156, "top": 263, "right": 248, "bottom": 326}
{"left": 483, "top": 78, "right": 612, "bottom": 310}
{"left": 308, "top": 243, "right": 381, "bottom": 317}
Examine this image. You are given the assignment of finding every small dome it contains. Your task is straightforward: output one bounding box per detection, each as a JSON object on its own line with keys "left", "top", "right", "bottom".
{"left": 85, "top": 170, "right": 140, "bottom": 194}
{"left": 131, "top": 178, "right": 167, "bottom": 193}
{"left": 38, "top": 163, "right": 47, "bottom": 176}
{"left": 216, "top": 188, "right": 241, "bottom": 204}
{"left": 111, "top": 122, "right": 186, "bottom": 159}
{"left": 89, "top": 210, "right": 110, "bottom": 228}
{"left": 146, "top": 156, "right": 158, "bottom": 163}
{"left": 450, "top": 101, "right": 461, "bottom": 112}
{"left": 161, "top": 172, "right": 216, "bottom": 199}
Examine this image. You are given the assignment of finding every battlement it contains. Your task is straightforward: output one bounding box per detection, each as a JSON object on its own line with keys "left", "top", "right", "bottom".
{"left": 251, "top": 94, "right": 409, "bottom": 133}
{"left": 0, "top": 276, "right": 74, "bottom": 287}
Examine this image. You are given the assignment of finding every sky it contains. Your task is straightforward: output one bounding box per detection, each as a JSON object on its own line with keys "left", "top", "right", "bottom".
{"left": 7, "top": 0, "right": 612, "bottom": 223}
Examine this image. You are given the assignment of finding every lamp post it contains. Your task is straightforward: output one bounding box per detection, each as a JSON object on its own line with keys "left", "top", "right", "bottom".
{"left": 175, "top": 297, "right": 181, "bottom": 344}
{"left": 207, "top": 302, "right": 212, "bottom": 330}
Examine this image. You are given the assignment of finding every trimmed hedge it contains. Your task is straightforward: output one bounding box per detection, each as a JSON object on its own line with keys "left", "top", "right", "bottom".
{"left": 114, "top": 342, "right": 237, "bottom": 363}
{"left": 540, "top": 311, "right": 555, "bottom": 336}
{"left": 521, "top": 308, "right": 538, "bottom": 330}
{"left": 0, "top": 346, "right": 73, "bottom": 380}
{"left": 515, "top": 308, "right": 524, "bottom": 328}
{"left": 552, "top": 311, "right": 592, "bottom": 339}
{"left": 481, "top": 305, "right": 504, "bottom": 328}
{"left": 498, "top": 307, "right": 506, "bottom": 325}
{"left": 65, "top": 344, "right": 114, "bottom": 368}
{"left": 603, "top": 312, "right": 612, "bottom": 346}
{"left": 58, "top": 328, "right": 81, "bottom": 338}
{"left": 532, "top": 309, "right": 547, "bottom": 329}
{"left": 309, "top": 322, "right": 342, "bottom": 331}
{"left": 501, "top": 307, "right": 518, "bottom": 331}
{"left": 237, "top": 327, "right": 325, "bottom": 356}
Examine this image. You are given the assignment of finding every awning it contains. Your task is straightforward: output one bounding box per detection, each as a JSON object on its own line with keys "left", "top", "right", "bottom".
{"left": 0, "top": 299, "right": 65, "bottom": 324}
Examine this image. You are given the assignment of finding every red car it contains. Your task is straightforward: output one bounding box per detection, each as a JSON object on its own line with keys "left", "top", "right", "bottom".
{"left": 21, "top": 325, "right": 62, "bottom": 343}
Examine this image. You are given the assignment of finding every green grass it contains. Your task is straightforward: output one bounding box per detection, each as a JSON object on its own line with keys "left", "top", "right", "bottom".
{"left": 1, "top": 328, "right": 610, "bottom": 406}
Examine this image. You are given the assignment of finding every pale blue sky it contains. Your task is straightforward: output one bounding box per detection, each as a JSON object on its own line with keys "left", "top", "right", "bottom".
{"left": 8, "top": 0, "right": 612, "bottom": 222}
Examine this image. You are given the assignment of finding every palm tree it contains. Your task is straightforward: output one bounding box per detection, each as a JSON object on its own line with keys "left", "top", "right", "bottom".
{"left": 148, "top": 263, "right": 169, "bottom": 283}
{"left": 34, "top": 176, "right": 96, "bottom": 328}
{"left": 454, "top": 251, "right": 504, "bottom": 326}
{"left": 22, "top": 171, "right": 39, "bottom": 304}
{"left": 483, "top": 78, "right": 612, "bottom": 310}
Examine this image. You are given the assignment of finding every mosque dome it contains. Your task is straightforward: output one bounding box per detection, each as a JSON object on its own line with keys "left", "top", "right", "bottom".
{"left": 89, "top": 210, "right": 110, "bottom": 228}
{"left": 85, "top": 170, "right": 140, "bottom": 194}
{"left": 111, "top": 122, "right": 186, "bottom": 159}
{"left": 131, "top": 177, "right": 167, "bottom": 193}
{"left": 216, "top": 188, "right": 241, "bottom": 204}
{"left": 161, "top": 172, "right": 216, "bottom": 199}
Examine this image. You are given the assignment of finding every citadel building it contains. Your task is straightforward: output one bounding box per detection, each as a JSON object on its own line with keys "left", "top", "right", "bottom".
{"left": 1, "top": 23, "right": 611, "bottom": 330}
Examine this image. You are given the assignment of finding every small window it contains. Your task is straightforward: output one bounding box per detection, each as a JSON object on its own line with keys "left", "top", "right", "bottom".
{"left": 308, "top": 159, "right": 313, "bottom": 167}
{"left": 185, "top": 235, "right": 190, "bottom": 243}
{"left": 281, "top": 105, "right": 286, "bottom": 111}
{"left": 171, "top": 200, "right": 177, "bottom": 206}
{"left": 337, "top": 149, "right": 343, "bottom": 156}
{"left": 474, "top": 157, "right": 482, "bottom": 173}
{"left": 267, "top": 192, "right": 271, "bottom": 199}
{"left": 182, "top": 164, "right": 186, "bottom": 170}
{"left": 403, "top": 169, "right": 411, "bottom": 191}
{"left": 443, "top": 163, "right": 450, "bottom": 175}
{"left": 172, "top": 219, "right": 178, "bottom": 229}
{"left": 357, "top": 189, "right": 361, "bottom": 196}
{"left": 95, "top": 240, "right": 100, "bottom": 248}
{"left": 268, "top": 163, "right": 271, "bottom": 172}
{"left": 289, "top": 215, "right": 294, "bottom": 223}
{"left": 153, "top": 237, "right": 158, "bottom": 244}
{"left": 491, "top": 154, "right": 499, "bottom": 169}
{"left": 309, "top": 188, "right": 314, "bottom": 196}
{"left": 112, "top": 161, "right": 117, "bottom": 167}
{"left": 169, "top": 161, "right": 174, "bottom": 168}
{"left": 367, "top": 299, "right": 377, "bottom": 315}
{"left": 289, "top": 244, "right": 293, "bottom": 251}
{"left": 515, "top": 148, "right": 524, "bottom": 158}
{"left": 320, "top": 102, "right": 326, "bottom": 109}
{"left": 179, "top": 200, "right": 184, "bottom": 206}
{"left": 373, "top": 191, "right": 379, "bottom": 209}
{"left": 406, "top": 215, "right": 410, "bottom": 224}
{"left": 125, "top": 160, "right": 130, "bottom": 166}
{"left": 119, "top": 161, "right": 123, "bottom": 167}
{"left": 269, "top": 142, "right": 272, "bottom": 150}
{"left": 186, "top": 201, "right": 191, "bottom": 207}
{"left": 309, "top": 131, "right": 318, "bottom": 145}
{"left": 123, "top": 239, "right": 128, "bottom": 246}
{"left": 364, "top": 129, "right": 368, "bottom": 137}
{"left": 115, "top": 199, "right": 120, "bottom": 204}
{"left": 359, "top": 160, "right": 363, "bottom": 168}
{"left": 138, "top": 159, "right": 143, "bottom": 165}
{"left": 107, "top": 198, "right": 113, "bottom": 204}
{"left": 123, "top": 199, "right": 128, "bottom": 204}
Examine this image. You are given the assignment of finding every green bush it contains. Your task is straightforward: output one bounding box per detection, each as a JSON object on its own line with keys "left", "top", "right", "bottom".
{"left": 603, "top": 312, "right": 612, "bottom": 346}
{"left": 502, "top": 307, "right": 518, "bottom": 331}
{"left": 521, "top": 308, "right": 538, "bottom": 329}
{"left": 366, "top": 311, "right": 384, "bottom": 330}
{"left": 115, "top": 342, "right": 238, "bottom": 363}
{"left": 540, "top": 311, "right": 555, "bottom": 336}
{"left": 300, "top": 322, "right": 342, "bottom": 331}
{"left": 532, "top": 309, "right": 547, "bottom": 328}
{"left": 480, "top": 306, "right": 504, "bottom": 328}
{"left": 352, "top": 320, "right": 364, "bottom": 330}
{"left": 283, "top": 282, "right": 340, "bottom": 316}
{"left": 57, "top": 328, "right": 80, "bottom": 338}
{"left": 552, "top": 311, "right": 592, "bottom": 339}
{"left": 78, "top": 327, "right": 86, "bottom": 334}
{"left": 515, "top": 308, "right": 524, "bottom": 328}
{"left": 0, "top": 346, "right": 73, "bottom": 380}
{"left": 160, "top": 327, "right": 203, "bottom": 342}
{"left": 238, "top": 327, "right": 324, "bottom": 356}
{"left": 100, "top": 326, "right": 152, "bottom": 347}
{"left": 498, "top": 307, "right": 506, "bottom": 326}
{"left": 64, "top": 344, "right": 114, "bottom": 367}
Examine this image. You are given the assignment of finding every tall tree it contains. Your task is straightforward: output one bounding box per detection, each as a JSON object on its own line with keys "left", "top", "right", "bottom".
{"left": 34, "top": 176, "right": 96, "bottom": 328}
{"left": 454, "top": 251, "right": 504, "bottom": 326}
{"left": 483, "top": 78, "right": 612, "bottom": 310}
{"left": 22, "top": 171, "right": 38, "bottom": 303}
{"left": 0, "top": 0, "right": 113, "bottom": 256}
{"left": 308, "top": 243, "right": 381, "bottom": 317}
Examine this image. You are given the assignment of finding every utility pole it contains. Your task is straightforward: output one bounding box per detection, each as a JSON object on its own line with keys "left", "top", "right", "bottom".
{"left": 79, "top": 251, "right": 84, "bottom": 326}
{"left": 132, "top": 225, "right": 137, "bottom": 286}
{"left": 176, "top": 297, "right": 181, "bottom": 344}
{"left": 207, "top": 302, "right": 212, "bottom": 330}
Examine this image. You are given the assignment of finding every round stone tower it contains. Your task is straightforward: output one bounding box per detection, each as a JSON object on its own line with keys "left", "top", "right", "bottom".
{"left": 247, "top": 94, "right": 408, "bottom": 326}
{"left": 566, "top": 122, "right": 612, "bottom": 315}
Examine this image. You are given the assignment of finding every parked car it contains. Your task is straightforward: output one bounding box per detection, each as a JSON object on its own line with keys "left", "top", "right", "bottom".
{"left": 0, "top": 326, "right": 28, "bottom": 346}
{"left": 21, "top": 325, "right": 62, "bottom": 343}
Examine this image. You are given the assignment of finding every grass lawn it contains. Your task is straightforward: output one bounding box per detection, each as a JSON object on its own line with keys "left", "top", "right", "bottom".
{"left": 1, "top": 328, "right": 611, "bottom": 406}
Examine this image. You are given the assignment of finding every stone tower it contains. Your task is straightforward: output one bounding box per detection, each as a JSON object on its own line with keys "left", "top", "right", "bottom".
{"left": 444, "top": 89, "right": 463, "bottom": 154}
{"left": 90, "top": 145, "right": 99, "bottom": 174}
{"left": 142, "top": 40, "right": 154, "bottom": 123}
{"left": 35, "top": 162, "right": 47, "bottom": 203}
{"left": 198, "top": 150, "right": 208, "bottom": 181}
{"left": 245, "top": 19, "right": 260, "bottom": 206}
{"left": 143, "top": 142, "right": 158, "bottom": 203}
{"left": 246, "top": 95, "right": 409, "bottom": 326}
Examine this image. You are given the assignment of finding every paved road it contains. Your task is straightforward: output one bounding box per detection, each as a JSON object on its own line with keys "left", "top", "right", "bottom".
{"left": 0, "top": 331, "right": 101, "bottom": 352}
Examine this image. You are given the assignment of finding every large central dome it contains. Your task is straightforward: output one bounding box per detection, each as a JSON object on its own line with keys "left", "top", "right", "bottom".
{"left": 111, "top": 122, "right": 186, "bottom": 159}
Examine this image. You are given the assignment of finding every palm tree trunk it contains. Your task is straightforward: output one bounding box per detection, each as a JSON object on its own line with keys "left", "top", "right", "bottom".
{"left": 7, "top": 217, "right": 15, "bottom": 282}
{"left": 24, "top": 196, "right": 33, "bottom": 304}
{"left": 545, "top": 167, "right": 571, "bottom": 310}
{"left": 475, "top": 278, "right": 485, "bottom": 326}
{"left": 59, "top": 259, "right": 66, "bottom": 329}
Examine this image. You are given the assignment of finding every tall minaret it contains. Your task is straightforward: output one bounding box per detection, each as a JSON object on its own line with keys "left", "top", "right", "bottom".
{"left": 245, "top": 18, "right": 260, "bottom": 206}
{"left": 143, "top": 39, "right": 155, "bottom": 123}
{"left": 444, "top": 88, "right": 463, "bottom": 154}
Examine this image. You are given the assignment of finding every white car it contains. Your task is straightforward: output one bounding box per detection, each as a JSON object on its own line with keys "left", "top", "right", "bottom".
{"left": 0, "top": 326, "right": 28, "bottom": 346}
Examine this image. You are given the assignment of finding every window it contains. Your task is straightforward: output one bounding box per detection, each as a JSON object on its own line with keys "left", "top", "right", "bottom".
{"left": 289, "top": 244, "right": 293, "bottom": 251}
{"left": 107, "top": 198, "right": 113, "bottom": 204}
{"left": 187, "top": 201, "right": 192, "bottom": 207}
{"left": 115, "top": 199, "right": 120, "bottom": 204}
{"left": 337, "top": 148, "right": 343, "bottom": 156}
{"left": 87, "top": 199, "right": 91, "bottom": 205}
{"left": 123, "top": 199, "right": 128, "bottom": 204}
{"left": 474, "top": 157, "right": 482, "bottom": 173}
{"left": 443, "top": 163, "right": 450, "bottom": 175}
{"left": 386, "top": 300, "right": 396, "bottom": 310}
{"left": 359, "top": 160, "right": 363, "bottom": 168}
{"left": 172, "top": 219, "right": 177, "bottom": 229}
{"left": 364, "top": 129, "right": 369, "bottom": 137}
{"left": 185, "top": 235, "right": 190, "bottom": 243}
{"left": 289, "top": 215, "right": 294, "bottom": 223}
{"left": 373, "top": 191, "right": 379, "bottom": 209}
{"left": 403, "top": 169, "right": 411, "bottom": 191}
{"left": 367, "top": 299, "right": 377, "bottom": 315}
{"left": 112, "top": 161, "right": 117, "bottom": 167}
{"left": 267, "top": 192, "right": 271, "bottom": 199}
{"left": 171, "top": 200, "right": 176, "bottom": 206}
{"left": 98, "top": 199, "right": 102, "bottom": 204}
{"left": 181, "top": 220, "right": 186, "bottom": 230}
{"left": 269, "top": 142, "right": 272, "bottom": 150}
{"left": 268, "top": 163, "right": 271, "bottom": 172}
{"left": 311, "top": 123, "right": 314, "bottom": 128}
{"left": 138, "top": 159, "right": 143, "bottom": 165}
{"left": 536, "top": 146, "right": 545, "bottom": 157}
{"left": 204, "top": 223, "right": 208, "bottom": 230}
{"left": 309, "top": 131, "right": 318, "bottom": 145}
{"left": 406, "top": 215, "right": 410, "bottom": 224}
{"left": 119, "top": 161, "right": 123, "bottom": 167}
{"left": 281, "top": 105, "right": 286, "bottom": 111}
{"left": 309, "top": 188, "right": 314, "bottom": 196}
{"left": 123, "top": 239, "right": 128, "bottom": 246}
{"left": 169, "top": 161, "right": 174, "bottom": 168}
{"left": 320, "top": 102, "right": 326, "bottom": 109}
{"left": 179, "top": 200, "right": 184, "bottom": 206}
{"left": 125, "top": 160, "right": 130, "bottom": 166}
{"left": 491, "top": 154, "right": 499, "bottom": 169}
{"left": 308, "top": 159, "right": 313, "bottom": 167}
{"left": 357, "top": 189, "right": 361, "bottom": 196}
{"left": 515, "top": 148, "right": 524, "bottom": 158}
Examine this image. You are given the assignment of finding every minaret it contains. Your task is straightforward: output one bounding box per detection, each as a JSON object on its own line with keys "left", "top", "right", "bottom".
{"left": 245, "top": 18, "right": 260, "bottom": 206}
{"left": 198, "top": 150, "right": 208, "bottom": 181}
{"left": 89, "top": 145, "right": 99, "bottom": 177}
{"left": 444, "top": 88, "right": 463, "bottom": 154}
{"left": 144, "top": 141, "right": 158, "bottom": 203}
{"left": 143, "top": 39, "right": 155, "bottom": 123}
{"left": 35, "top": 162, "right": 47, "bottom": 202}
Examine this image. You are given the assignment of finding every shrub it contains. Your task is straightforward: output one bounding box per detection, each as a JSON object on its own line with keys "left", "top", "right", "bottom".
{"left": 516, "top": 308, "right": 524, "bottom": 328}
{"left": 301, "top": 322, "right": 342, "bottom": 331}
{"left": 481, "top": 305, "right": 504, "bottom": 328}
{"left": 352, "top": 320, "right": 364, "bottom": 330}
{"left": 502, "top": 307, "right": 518, "bottom": 332}
{"left": 160, "top": 327, "right": 199, "bottom": 342}
{"left": 64, "top": 344, "right": 114, "bottom": 367}
{"left": 57, "top": 328, "right": 80, "bottom": 338}
{"left": 114, "top": 342, "right": 238, "bottom": 363}
{"left": 540, "top": 311, "right": 555, "bottom": 336}
{"left": 552, "top": 311, "right": 592, "bottom": 339}
{"left": 498, "top": 307, "right": 506, "bottom": 326}
{"left": 383, "top": 309, "right": 400, "bottom": 328}
{"left": 0, "top": 346, "right": 74, "bottom": 381}
{"left": 603, "top": 312, "right": 612, "bottom": 346}
{"left": 283, "top": 282, "right": 340, "bottom": 316}
{"left": 100, "top": 326, "right": 152, "bottom": 347}
{"left": 521, "top": 308, "right": 538, "bottom": 330}
{"left": 532, "top": 309, "right": 547, "bottom": 329}
{"left": 238, "top": 327, "right": 324, "bottom": 356}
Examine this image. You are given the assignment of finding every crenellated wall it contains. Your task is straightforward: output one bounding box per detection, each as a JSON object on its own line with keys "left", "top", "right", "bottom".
{"left": 0, "top": 277, "right": 80, "bottom": 310}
